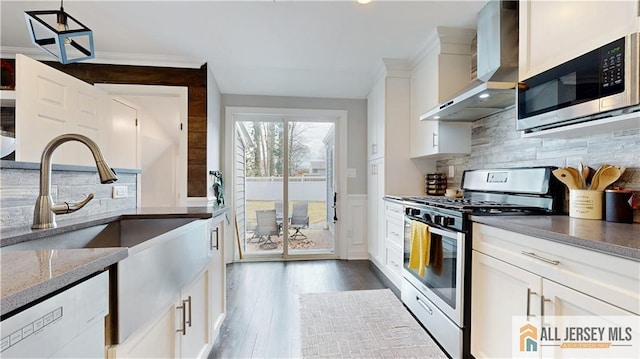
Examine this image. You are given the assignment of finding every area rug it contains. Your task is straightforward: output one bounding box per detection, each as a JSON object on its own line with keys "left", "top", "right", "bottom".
{"left": 299, "top": 289, "right": 447, "bottom": 358}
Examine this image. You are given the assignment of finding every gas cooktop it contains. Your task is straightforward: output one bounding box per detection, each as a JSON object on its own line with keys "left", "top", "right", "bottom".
{"left": 403, "top": 167, "right": 565, "bottom": 214}
{"left": 402, "top": 195, "right": 550, "bottom": 212}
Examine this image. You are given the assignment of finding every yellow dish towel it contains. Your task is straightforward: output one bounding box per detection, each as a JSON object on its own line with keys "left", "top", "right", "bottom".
{"left": 408, "top": 220, "right": 431, "bottom": 277}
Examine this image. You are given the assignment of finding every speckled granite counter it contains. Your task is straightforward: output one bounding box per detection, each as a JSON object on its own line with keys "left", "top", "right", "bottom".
{"left": 1, "top": 247, "right": 127, "bottom": 316}
{"left": 471, "top": 215, "right": 640, "bottom": 261}
{"left": 0, "top": 206, "right": 228, "bottom": 317}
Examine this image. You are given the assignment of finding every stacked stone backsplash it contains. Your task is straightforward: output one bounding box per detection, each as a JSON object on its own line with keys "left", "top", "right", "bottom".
{"left": 436, "top": 108, "right": 640, "bottom": 222}
{"left": 0, "top": 164, "right": 137, "bottom": 230}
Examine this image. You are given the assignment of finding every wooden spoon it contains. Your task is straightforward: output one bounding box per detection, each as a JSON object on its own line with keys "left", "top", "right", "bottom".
{"left": 566, "top": 167, "right": 583, "bottom": 189}
{"left": 589, "top": 165, "right": 605, "bottom": 191}
{"left": 595, "top": 166, "right": 623, "bottom": 191}
{"left": 579, "top": 162, "right": 590, "bottom": 189}
{"left": 553, "top": 168, "right": 580, "bottom": 190}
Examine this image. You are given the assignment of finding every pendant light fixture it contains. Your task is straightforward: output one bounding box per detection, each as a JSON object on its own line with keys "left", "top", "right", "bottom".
{"left": 24, "top": 0, "right": 95, "bottom": 64}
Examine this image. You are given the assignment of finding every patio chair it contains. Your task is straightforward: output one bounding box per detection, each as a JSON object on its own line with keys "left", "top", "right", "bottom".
{"left": 275, "top": 201, "right": 284, "bottom": 232}
{"left": 251, "top": 209, "right": 280, "bottom": 246}
{"left": 289, "top": 202, "right": 309, "bottom": 240}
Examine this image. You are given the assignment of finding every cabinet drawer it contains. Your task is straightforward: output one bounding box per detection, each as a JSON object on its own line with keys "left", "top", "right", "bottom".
{"left": 384, "top": 241, "right": 403, "bottom": 278}
{"left": 384, "top": 201, "right": 404, "bottom": 221}
{"left": 473, "top": 223, "right": 640, "bottom": 314}
{"left": 385, "top": 217, "right": 404, "bottom": 248}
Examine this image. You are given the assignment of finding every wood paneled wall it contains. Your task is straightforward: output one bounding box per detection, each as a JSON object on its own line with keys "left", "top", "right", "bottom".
{"left": 44, "top": 61, "right": 209, "bottom": 197}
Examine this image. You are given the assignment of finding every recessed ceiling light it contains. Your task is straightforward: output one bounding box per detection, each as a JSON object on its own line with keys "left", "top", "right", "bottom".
{"left": 479, "top": 93, "right": 490, "bottom": 99}
{"left": 433, "top": 116, "right": 441, "bottom": 120}
{"left": 356, "top": 0, "right": 372, "bottom": 5}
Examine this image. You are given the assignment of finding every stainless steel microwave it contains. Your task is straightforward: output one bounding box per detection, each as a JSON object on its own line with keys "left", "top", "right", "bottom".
{"left": 517, "top": 33, "right": 639, "bottom": 133}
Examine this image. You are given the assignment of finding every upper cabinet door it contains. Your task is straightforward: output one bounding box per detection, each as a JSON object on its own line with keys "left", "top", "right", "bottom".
{"left": 15, "top": 54, "right": 110, "bottom": 166}
{"left": 519, "top": 0, "right": 640, "bottom": 81}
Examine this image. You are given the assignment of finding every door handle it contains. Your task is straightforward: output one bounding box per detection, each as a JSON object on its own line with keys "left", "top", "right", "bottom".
{"left": 333, "top": 192, "right": 338, "bottom": 222}
{"left": 211, "top": 227, "right": 219, "bottom": 250}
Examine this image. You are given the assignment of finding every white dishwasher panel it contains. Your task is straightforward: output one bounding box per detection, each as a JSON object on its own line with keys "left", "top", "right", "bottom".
{"left": 1, "top": 270, "right": 109, "bottom": 358}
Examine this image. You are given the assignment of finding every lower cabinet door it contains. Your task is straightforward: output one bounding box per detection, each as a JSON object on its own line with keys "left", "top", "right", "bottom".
{"left": 540, "top": 279, "right": 638, "bottom": 358}
{"left": 108, "top": 305, "right": 176, "bottom": 358}
{"left": 471, "top": 251, "right": 542, "bottom": 359}
{"left": 178, "top": 269, "right": 210, "bottom": 359}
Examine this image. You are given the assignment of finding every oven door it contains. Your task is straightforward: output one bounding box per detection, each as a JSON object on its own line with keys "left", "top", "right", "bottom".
{"left": 403, "top": 215, "right": 465, "bottom": 327}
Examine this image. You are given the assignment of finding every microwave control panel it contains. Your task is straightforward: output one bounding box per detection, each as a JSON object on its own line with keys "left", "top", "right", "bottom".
{"left": 601, "top": 37, "right": 625, "bottom": 95}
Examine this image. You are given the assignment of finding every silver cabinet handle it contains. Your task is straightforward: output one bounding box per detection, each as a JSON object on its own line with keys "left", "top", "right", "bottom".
{"left": 416, "top": 297, "right": 433, "bottom": 315}
{"left": 176, "top": 302, "right": 186, "bottom": 335}
{"left": 185, "top": 296, "right": 192, "bottom": 327}
{"left": 521, "top": 251, "right": 560, "bottom": 265}
{"left": 210, "top": 227, "right": 219, "bottom": 250}
{"left": 540, "top": 295, "right": 552, "bottom": 326}
{"left": 526, "top": 288, "right": 538, "bottom": 320}
{"left": 432, "top": 132, "right": 438, "bottom": 148}
{"left": 372, "top": 143, "right": 377, "bottom": 155}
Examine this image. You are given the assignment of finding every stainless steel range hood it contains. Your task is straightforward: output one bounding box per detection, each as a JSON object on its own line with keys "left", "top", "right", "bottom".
{"left": 421, "top": 0, "right": 519, "bottom": 122}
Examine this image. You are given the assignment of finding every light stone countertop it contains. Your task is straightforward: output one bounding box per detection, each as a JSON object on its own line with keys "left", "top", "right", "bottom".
{"left": 384, "top": 196, "right": 639, "bottom": 261}
{"left": 1, "top": 247, "right": 127, "bottom": 316}
{"left": 0, "top": 206, "right": 228, "bottom": 317}
{"left": 471, "top": 215, "right": 640, "bottom": 261}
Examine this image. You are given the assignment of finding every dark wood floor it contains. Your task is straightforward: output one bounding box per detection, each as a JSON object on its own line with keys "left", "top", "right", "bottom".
{"left": 208, "top": 260, "right": 389, "bottom": 359}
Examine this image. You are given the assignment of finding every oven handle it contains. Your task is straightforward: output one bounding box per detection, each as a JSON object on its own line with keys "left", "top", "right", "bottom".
{"left": 416, "top": 296, "right": 434, "bottom": 315}
{"left": 405, "top": 216, "right": 464, "bottom": 240}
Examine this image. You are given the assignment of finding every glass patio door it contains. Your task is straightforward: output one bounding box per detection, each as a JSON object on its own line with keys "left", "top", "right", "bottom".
{"left": 286, "top": 120, "right": 335, "bottom": 256}
{"left": 235, "top": 116, "right": 336, "bottom": 259}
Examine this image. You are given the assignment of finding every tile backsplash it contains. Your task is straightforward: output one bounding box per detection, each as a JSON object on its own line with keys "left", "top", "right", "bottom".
{"left": 436, "top": 108, "right": 639, "bottom": 222}
{"left": 0, "top": 166, "right": 137, "bottom": 230}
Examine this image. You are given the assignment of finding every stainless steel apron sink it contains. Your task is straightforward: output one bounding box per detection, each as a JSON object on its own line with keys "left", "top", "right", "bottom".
{"left": 4, "top": 217, "right": 211, "bottom": 344}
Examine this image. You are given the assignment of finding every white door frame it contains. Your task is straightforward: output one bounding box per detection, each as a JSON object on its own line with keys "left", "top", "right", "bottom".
{"left": 96, "top": 84, "right": 188, "bottom": 207}
{"left": 225, "top": 106, "right": 348, "bottom": 261}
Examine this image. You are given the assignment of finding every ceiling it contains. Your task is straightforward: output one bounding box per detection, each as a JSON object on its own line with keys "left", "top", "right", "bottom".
{"left": 0, "top": 1, "right": 486, "bottom": 99}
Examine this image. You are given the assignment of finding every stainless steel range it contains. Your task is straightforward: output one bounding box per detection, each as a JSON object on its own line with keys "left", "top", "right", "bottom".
{"left": 399, "top": 167, "right": 564, "bottom": 358}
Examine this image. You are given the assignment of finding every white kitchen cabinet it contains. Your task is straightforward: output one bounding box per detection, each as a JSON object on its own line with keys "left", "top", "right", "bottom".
{"left": 10, "top": 54, "right": 140, "bottom": 169}
{"left": 383, "top": 200, "right": 404, "bottom": 288}
{"left": 109, "top": 268, "right": 211, "bottom": 359}
{"left": 471, "top": 251, "right": 541, "bottom": 359}
{"left": 471, "top": 223, "right": 640, "bottom": 358}
{"left": 177, "top": 270, "right": 210, "bottom": 359}
{"left": 366, "top": 60, "right": 423, "bottom": 277}
{"left": 414, "top": 121, "right": 471, "bottom": 158}
{"left": 519, "top": 0, "right": 640, "bottom": 81}
{"left": 367, "top": 73, "right": 384, "bottom": 161}
{"left": 367, "top": 158, "right": 384, "bottom": 264}
{"left": 208, "top": 215, "right": 226, "bottom": 343}
{"left": 14, "top": 54, "right": 110, "bottom": 167}
{"left": 410, "top": 27, "right": 474, "bottom": 158}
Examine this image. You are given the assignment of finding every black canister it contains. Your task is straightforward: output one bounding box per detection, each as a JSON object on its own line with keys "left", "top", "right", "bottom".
{"left": 604, "top": 189, "right": 635, "bottom": 223}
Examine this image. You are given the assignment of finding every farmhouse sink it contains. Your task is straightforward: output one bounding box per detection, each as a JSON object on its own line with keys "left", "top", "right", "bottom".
{"left": 4, "top": 217, "right": 211, "bottom": 344}
{"left": 2, "top": 218, "right": 198, "bottom": 252}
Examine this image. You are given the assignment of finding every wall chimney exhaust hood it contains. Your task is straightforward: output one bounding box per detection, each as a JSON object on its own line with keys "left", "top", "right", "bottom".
{"left": 421, "top": 0, "right": 519, "bottom": 122}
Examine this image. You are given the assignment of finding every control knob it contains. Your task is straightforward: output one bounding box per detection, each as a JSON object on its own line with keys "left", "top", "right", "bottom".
{"left": 434, "top": 215, "right": 453, "bottom": 227}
